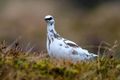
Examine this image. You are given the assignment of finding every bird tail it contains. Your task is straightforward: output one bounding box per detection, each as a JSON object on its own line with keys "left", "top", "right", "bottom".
{"left": 92, "top": 53, "right": 98, "bottom": 57}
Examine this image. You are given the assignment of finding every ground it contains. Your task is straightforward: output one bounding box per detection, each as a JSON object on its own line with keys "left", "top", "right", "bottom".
{"left": 0, "top": 41, "right": 120, "bottom": 80}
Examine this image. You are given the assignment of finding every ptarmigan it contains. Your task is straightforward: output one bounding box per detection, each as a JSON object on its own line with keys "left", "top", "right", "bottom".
{"left": 44, "top": 15, "right": 97, "bottom": 61}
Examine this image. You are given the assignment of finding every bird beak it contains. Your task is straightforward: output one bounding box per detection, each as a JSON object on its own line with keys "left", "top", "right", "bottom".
{"left": 44, "top": 18, "right": 47, "bottom": 21}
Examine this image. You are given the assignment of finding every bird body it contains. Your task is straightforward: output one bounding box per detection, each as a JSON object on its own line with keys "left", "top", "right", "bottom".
{"left": 45, "top": 15, "right": 97, "bottom": 61}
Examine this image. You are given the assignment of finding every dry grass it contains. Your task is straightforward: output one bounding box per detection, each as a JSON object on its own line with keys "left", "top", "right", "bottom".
{"left": 0, "top": 40, "right": 120, "bottom": 80}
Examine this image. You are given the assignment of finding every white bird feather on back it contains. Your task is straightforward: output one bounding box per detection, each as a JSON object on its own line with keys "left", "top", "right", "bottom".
{"left": 44, "top": 15, "right": 98, "bottom": 61}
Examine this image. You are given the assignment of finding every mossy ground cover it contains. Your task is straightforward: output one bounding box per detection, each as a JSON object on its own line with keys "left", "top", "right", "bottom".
{"left": 0, "top": 41, "right": 120, "bottom": 80}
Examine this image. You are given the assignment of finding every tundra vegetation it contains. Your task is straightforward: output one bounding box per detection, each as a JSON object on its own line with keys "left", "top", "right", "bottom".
{"left": 0, "top": 40, "right": 120, "bottom": 80}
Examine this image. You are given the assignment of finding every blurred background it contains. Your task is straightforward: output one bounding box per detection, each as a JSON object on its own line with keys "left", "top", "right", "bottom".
{"left": 0, "top": 0, "right": 120, "bottom": 53}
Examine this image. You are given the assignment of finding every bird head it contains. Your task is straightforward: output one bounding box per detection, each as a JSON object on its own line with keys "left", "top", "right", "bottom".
{"left": 44, "top": 15, "right": 55, "bottom": 24}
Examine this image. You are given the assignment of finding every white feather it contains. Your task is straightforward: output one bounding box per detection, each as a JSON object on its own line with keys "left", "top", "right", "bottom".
{"left": 45, "top": 15, "right": 98, "bottom": 61}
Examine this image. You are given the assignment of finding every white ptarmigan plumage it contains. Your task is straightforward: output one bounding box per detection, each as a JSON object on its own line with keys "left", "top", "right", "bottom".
{"left": 44, "top": 15, "right": 98, "bottom": 61}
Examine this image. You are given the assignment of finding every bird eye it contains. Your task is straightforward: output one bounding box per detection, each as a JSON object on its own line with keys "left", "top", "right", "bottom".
{"left": 45, "top": 17, "right": 53, "bottom": 20}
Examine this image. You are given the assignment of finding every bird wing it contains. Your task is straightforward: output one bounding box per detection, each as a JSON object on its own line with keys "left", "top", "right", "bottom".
{"left": 63, "top": 39, "right": 79, "bottom": 48}
{"left": 62, "top": 38, "right": 97, "bottom": 59}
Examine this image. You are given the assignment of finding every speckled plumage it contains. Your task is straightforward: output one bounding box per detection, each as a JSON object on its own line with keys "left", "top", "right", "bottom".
{"left": 44, "top": 15, "right": 98, "bottom": 61}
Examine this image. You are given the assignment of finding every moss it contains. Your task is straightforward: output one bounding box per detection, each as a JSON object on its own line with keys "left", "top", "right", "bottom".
{"left": 0, "top": 41, "right": 120, "bottom": 80}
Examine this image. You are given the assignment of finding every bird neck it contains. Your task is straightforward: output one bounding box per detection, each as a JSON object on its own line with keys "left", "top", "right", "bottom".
{"left": 47, "top": 23, "right": 57, "bottom": 35}
{"left": 47, "top": 23, "right": 60, "bottom": 39}
{"left": 47, "top": 23, "right": 56, "bottom": 33}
